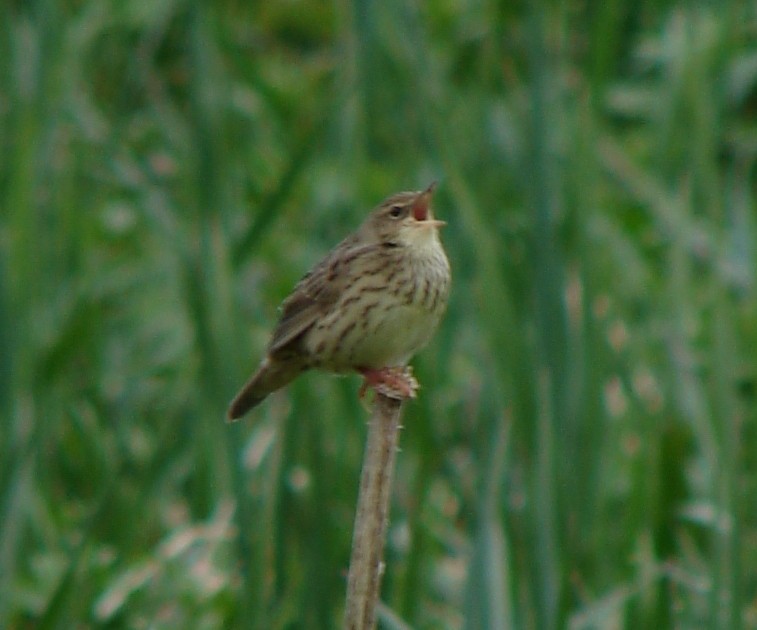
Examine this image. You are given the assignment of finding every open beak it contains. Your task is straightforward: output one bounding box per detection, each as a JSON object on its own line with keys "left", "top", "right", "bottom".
{"left": 411, "top": 182, "right": 446, "bottom": 227}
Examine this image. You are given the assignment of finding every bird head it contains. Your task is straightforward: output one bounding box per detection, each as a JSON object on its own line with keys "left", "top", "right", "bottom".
{"left": 363, "top": 183, "right": 445, "bottom": 248}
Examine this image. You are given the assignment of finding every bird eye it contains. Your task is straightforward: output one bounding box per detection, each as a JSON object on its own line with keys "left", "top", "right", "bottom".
{"left": 388, "top": 205, "right": 404, "bottom": 218}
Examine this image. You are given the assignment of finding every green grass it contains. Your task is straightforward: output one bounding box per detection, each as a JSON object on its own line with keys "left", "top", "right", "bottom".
{"left": 2, "top": 0, "right": 757, "bottom": 628}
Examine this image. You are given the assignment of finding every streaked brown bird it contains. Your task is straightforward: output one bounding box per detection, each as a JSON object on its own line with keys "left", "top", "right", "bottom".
{"left": 227, "top": 183, "right": 450, "bottom": 421}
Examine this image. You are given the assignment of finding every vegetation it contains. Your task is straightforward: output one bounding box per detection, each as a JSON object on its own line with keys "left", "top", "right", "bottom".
{"left": 2, "top": 0, "right": 756, "bottom": 628}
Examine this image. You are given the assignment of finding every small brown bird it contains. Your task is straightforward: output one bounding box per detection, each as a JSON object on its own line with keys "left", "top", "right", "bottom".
{"left": 227, "top": 183, "right": 450, "bottom": 421}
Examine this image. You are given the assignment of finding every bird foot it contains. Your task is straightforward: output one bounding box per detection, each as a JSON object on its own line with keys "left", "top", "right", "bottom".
{"left": 358, "top": 366, "right": 419, "bottom": 401}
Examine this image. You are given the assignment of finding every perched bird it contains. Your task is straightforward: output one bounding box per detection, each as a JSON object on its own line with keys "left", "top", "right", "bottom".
{"left": 227, "top": 183, "right": 450, "bottom": 421}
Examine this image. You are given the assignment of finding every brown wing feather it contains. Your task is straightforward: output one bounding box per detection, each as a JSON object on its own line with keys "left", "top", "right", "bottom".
{"left": 268, "top": 238, "right": 376, "bottom": 355}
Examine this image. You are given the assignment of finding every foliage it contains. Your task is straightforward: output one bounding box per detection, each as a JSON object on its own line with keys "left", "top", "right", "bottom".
{"left": 2, "top": 0, "right": 756, "bottom": 628}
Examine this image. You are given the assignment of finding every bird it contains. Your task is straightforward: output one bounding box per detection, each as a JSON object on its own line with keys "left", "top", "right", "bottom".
{"left": 227, "top": 183, "right": 450, "bottom": 421}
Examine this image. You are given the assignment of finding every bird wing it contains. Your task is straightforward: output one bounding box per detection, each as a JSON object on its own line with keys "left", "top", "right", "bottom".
{"left": 268, "top": 239, "right": 377, "bottom": 355}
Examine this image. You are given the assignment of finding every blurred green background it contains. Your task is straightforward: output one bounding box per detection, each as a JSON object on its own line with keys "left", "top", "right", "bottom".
{"left": 2, "top": 0, "right": 757, "bottom": 628}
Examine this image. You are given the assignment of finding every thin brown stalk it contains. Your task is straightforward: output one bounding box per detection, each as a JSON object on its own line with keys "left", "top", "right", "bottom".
{"left": 343, "top": 394, "right": 404, "bottom": 630}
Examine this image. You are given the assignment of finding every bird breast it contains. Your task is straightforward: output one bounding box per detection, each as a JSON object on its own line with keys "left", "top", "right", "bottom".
{"left": 304, "top": 238, "right": 450, "bottom": 372}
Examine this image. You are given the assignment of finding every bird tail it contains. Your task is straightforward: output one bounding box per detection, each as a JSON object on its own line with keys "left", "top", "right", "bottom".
{"left": 226, "top": 356, "right": 303, "bottom": 422}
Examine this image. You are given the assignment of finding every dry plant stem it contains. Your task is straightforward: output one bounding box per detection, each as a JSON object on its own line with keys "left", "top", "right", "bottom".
{"left": 344, "top": 393, "right": 404, "bottom": 630}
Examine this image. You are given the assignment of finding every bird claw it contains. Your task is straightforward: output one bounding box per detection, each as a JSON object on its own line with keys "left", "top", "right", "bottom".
{"left": 358, "top": 366, "right": 419, "bottom": 401}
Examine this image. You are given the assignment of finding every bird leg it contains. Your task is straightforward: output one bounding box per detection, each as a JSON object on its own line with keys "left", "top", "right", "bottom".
{"left": 358, "top": 366, "right": 419, "bottom": 401}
